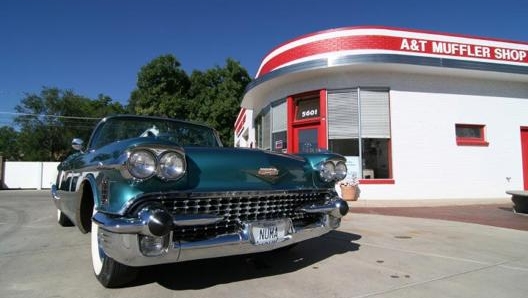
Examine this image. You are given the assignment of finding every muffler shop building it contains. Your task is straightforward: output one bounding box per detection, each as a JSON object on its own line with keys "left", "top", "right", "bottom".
{"left": 234, "top": 26, "right": 528, "bottom": 200}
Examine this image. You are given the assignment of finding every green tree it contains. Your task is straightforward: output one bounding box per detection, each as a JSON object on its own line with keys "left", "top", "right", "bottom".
{"left": 14, "top": 87, "right": 126, "bottom": 161}
{"left": 128, "top": 55, "right": 251, "bottom": 146}
{"left": 128, "top": 54, "right": 190, "bottom": 119}
{"left": 187, "top": 58, "right": 251, "bottom": 145}
{"left": 0, "top": 126, "right": 20, "bottom": 160}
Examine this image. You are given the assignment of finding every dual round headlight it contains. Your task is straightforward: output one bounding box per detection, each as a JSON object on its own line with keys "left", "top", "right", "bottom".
{"left": 158, "top": 152, "right": 185, "bottom": 179}
{"left": 319, "top": 160, "right": 347, "bottom": 182}
{"left": 128, "top": 150, "right": 157, "bottom": 179}
{"left": 127, "top": 149, "right": 186, "bottom": 180}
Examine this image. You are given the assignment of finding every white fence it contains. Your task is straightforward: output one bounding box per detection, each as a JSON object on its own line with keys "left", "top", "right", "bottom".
{"left": 2, "top": 162, "right": 59, "bottom": 190}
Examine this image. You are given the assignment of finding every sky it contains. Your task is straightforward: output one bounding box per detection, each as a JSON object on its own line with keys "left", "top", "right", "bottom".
{"left": 1, "top": 0, "right": 527, "bottom": 126}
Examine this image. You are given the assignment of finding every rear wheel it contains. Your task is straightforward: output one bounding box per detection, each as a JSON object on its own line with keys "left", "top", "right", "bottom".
{"left": 91, "top": 213, "right": 138, "bottom": 288}
{"left": 57, "top": 209, "right": 73, "bottom": 227}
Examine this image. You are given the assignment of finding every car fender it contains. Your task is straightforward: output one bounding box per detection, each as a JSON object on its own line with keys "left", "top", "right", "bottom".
{"left": 75, "top": 173, "right": 99, "bottom": 234}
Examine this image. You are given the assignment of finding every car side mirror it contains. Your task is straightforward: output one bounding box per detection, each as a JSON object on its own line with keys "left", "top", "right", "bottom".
{"left": 72, "top": 138, "right": 84, "bottom": 152}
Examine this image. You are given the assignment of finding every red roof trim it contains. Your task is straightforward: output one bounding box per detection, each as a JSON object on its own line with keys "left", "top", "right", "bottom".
{"left": 256, "top": 26, "right": 528, "bottom": 78}
{"left": 234, "top": 108, "right": 246, "bottom": 128}
{"left": 259, "top": 26, "right": 528, "bottom": 64}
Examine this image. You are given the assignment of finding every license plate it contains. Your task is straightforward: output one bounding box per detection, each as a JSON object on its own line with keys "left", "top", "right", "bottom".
{"left": 250, "top": 219, "right": 290, "bottom": 245}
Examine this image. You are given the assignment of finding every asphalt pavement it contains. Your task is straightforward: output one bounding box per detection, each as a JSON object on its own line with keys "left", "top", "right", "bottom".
{"left": 1, "top": 190, "right": 528, "bottom": 298}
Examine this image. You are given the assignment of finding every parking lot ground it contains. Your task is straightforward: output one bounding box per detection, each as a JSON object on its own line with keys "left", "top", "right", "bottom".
{"left": 1, "top": 191, "right": 528, "bottom": 298}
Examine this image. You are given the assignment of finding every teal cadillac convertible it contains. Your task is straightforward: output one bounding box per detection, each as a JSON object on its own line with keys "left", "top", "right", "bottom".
{"left": 51, "top": 115, "right": 349, "bottom": 287}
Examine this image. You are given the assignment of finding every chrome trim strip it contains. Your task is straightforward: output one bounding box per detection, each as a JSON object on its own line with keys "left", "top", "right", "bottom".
{"left": 93, "top": 212, "right": 226, "bottom": 234}
{"left": 299, "top": 198, "right": 349, "bottom": 218}
{"left": 173, "top": 214, "right": 224, "bottom": 226}
{"left": 300, "top": 204, "right": 337, "bottom": 214}
{"left": 92, "top": 212, "right": 146, "bottom": 234}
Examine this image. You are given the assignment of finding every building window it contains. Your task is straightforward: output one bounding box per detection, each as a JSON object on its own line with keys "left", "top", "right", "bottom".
{"left": 256, "top": 100, "right": 287, "bottom": 152}
{"left": 455, "top": 124, "right": 489, "bottom": 146}
{"left": 255, "top": 108, "right": 271, "bottom": 150}
{"left": 361, "top": 139, "right": 390, "bottom": 179}
{"left": 271, "top": 100, "right": 287, "bottom": 152}
{"left": 272, "top": 131, "right": 287, "bottom": 152}
{"left": 255, "top": 118, "right": 262, "bottom": 148}
{"left": 295, "top": 96, "right": 320, "bottom": 121}
{"left": 328, "top": 88, "right": 392, "bottom": 182}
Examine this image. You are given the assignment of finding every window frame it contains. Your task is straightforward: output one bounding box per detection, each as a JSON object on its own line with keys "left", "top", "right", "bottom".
{"left": 455, "top": 123, "right": 489, "bottom": 147}
{"left": 327, "top": 88, "right": 394, "bottom": 184}
{"left": 271, "top": 100, "right": 287, "bottom": 153}
{"left": 292, "top": 93, "right": 322, "bottom": 126}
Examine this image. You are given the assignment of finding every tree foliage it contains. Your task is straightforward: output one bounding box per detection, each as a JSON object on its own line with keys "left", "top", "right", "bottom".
{"left": 12, "top": 87, "right": 125, "bottom": 161}
{"left": 0, "top": 126, "right": 19, "bottom": 160}
{"left": 129, "top": 55, "right": 250, "bottom": 145}
{"left": 188, "top": 58, "right": 251, "bottom": 145}
{"left": 128, "top": 55, "right": 190, "bottom": 118}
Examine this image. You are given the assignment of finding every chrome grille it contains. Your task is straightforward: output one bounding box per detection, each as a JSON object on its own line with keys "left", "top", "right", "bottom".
{"left": 132, "top": 190, "right": 330, "bottom": 241}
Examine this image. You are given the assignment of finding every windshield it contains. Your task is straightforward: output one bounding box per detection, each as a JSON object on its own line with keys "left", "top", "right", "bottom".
{"left": 88, "top": 116, "right": 221, "bottom": 149}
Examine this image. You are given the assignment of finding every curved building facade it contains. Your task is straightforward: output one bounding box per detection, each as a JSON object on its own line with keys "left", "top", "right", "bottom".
{"left": 235, "top": 26, "right": 528, "bottom": 200}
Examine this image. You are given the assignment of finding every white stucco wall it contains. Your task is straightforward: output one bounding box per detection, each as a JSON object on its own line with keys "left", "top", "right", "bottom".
{"left": 365, "top": 74, "right": 526, "bottom": 199}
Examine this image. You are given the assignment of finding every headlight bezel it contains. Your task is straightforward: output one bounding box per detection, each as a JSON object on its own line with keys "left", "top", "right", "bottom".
{"left": 319, "top": 161, "right": 336, "bottom": 182}
{"left": 157, "top": 151, "right": 186, "bottom": 180}
{"left": 318, "top": 159, "right": 348, "bottom": 183}
{"left": 125, "top": 148, "right": 186, "bottom": 181}
{"left": 127, "top": 149, "right": 157, "bottom": 180}
{"left": 334, "top": 161, "right": 348, "bottom": 181}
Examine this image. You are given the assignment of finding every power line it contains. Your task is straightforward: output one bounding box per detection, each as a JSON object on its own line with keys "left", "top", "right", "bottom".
{"left": 0, "top": 111, "right": 101, "bottom": 120}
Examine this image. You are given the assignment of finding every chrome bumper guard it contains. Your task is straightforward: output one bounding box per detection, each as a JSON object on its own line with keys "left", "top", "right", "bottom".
{"left": 93, "top": 198, "right": 349, "bottom": 267}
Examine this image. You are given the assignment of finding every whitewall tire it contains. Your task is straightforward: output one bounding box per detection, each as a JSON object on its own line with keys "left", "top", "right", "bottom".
{"left": 90, "top": 210, "right": 138, "bottom": 288}
{"left": 91, "top": 221, "right": 104, "bottom": 275}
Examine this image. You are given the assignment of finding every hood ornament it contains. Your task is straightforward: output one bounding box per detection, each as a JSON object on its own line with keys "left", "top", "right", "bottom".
{"left": 244, "top": 167, "right": 284, "bottom": 184}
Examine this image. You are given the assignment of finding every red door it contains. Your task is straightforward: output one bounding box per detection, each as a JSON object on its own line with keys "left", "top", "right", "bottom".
{"left": 293, "top": 125, "right": 319, "bottom": 153}
{"left": 521, "top": 128, "right": 528, "bottom": 190}
{"left": 287, "top": 90, "right": 328, "bottom": 154}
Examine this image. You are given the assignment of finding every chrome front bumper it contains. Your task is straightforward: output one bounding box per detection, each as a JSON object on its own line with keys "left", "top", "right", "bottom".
{"left": 93, "top": 198, "right": 349, "bottom": 267}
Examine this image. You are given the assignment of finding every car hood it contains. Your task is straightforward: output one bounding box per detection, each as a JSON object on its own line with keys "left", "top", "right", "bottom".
{"left": 182, "top": 147, "right": 315, "bottom": 191}
{"left": 69, "top": 137, "right": 328, "bottom": 191}
{"left": 102, "top": 138, "right": 325, "bottom": 191}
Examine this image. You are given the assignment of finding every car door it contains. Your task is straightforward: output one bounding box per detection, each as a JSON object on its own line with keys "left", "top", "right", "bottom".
{"left": 56, "top": 152, "right": 86, "bottom": 221}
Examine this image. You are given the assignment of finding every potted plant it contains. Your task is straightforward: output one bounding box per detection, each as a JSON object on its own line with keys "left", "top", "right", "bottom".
{"left": 339, "top": 176, "right": 359, "bottom": 201}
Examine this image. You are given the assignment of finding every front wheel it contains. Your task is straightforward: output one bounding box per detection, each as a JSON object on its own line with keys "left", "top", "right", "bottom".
{"left": 91, "top": 217, "right": 138, "bottom": 288}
